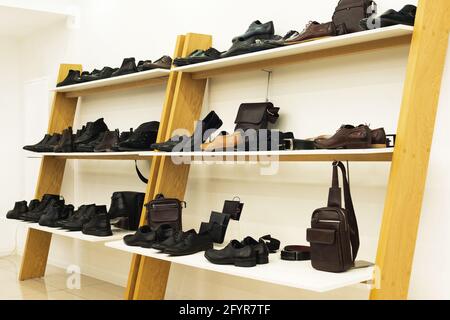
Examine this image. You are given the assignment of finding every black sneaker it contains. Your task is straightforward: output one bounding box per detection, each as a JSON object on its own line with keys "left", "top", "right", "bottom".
{"left": 82, "top": 205, "right": 113, "bottom": 237}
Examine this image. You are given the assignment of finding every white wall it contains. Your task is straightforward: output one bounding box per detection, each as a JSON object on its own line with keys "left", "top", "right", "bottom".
{"left": 0, "top": 36, "right": 23, "bottom": 255}
{"left": 3, "top": 0, "right": 450, "bottom": 299}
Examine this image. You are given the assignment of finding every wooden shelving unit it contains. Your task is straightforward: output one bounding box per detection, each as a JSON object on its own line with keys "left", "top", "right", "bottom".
{"left": 18, "top": 0, "right": 450, "bottom": 301}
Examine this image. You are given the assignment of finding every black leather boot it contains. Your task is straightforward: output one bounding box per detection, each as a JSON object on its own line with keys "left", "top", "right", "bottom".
{"left": 111, "top": 58, "right": 138, "bottom": 77}
{"left": 24, "top": 198, "right": 65, "bottom": 223}
{"left": 109, "top": 191, "right": 145, "bottom": 231}
{"left": 20, "top": 194, "right": 60, "bottom": 221}
{"left": 118, "top": 122, "right": 159, "bottom": 151}
{"left": 82, "top": 205, "right": 113, "bottom": 237}
{"left": 94, "top": 130, "right": 120, "bottom": 152}
{"left": 76, "top": 132, "right": 106, "bottom": 152}
{"left": 6, "top": 201, "right": 28, "bottom": 220}
{"left": 23, "top": 134, "right": 51, "bottom": 152}
{"left": 74, "top": 118, "right": 109, "bottom": 147}
{"left": 39, "top": 204, "right": 74, "bottom": 227}
{"left": 57, "top": 70, "right": 81, "bottom": 87}
{"left": 110, "top": 129, "right": 133, "bottom": 151}
{"left": 54, "top": 127, "right": 74, "bottom": 152}
{"left": 62, "top": 204, "right": 96, "bottom": 231}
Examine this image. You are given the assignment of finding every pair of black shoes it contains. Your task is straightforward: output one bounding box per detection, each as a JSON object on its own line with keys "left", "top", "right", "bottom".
{"left": 205, "top": 235, "right": 280, "bottom": 268}
{"left": 360, "top": 5, "right": 416, "bottom": 30}
{"left": 124, "top": 225, "right": 214, "bottom": 256}
{"left": 57, "top": 204, "right": 112, "bottom": 237}
{"left": 151, "top": 111, "right": 223, "bottom": 152}
{"left": 6, "top": 199, "right": 40, "bottom": 220}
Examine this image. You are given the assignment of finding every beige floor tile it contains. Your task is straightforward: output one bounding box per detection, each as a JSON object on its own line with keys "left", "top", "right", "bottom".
{"left": 66, "top": 283, "right": 125, "bottom": 300}
{"left": 0, "top": 278, "right": 60, "bottom": 299}
{"left": 33, "top": 273, "right": 103, "bottom": 290}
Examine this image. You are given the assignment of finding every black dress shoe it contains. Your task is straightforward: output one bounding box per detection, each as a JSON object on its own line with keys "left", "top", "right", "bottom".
{"left": 57, "top": 70, "right": 81, "bottom": 87}
{"left": 360, "top": 5, "right": 416, "bottom": 30}
{"left": 108, "top": 191, "right": 145, "bottom": 231}
{"left": 6, "top": 201, "right": 28, "bottom": 220}
{"left": 233, "top": 20, "right": 275, "bottom": 42}
{"left": 62, "top": 204, "right": 96, "bottom": 231}
{"left": 140, "top": 56, "right": 173, "bottom": 70}
{"left": 110, "top": 129, "right": 133, "bottom": 151}
{"left": 94, "top": 130, "right": 119, "bottom": 152}
{"left": 54, "top": 127, "right": 74, "bottom": 153}
{"left": 118, "top": 121, "right": 159, "bottom": 151}
{"left": 123, "top": 224, "right": 174, "bottom": 248}
{"left": 39, "top": 204, "right": 74, "bottom": 228}
{"left": 205, "top": 240, "right": 257, "bottom": 267}
{"left": 74, "top": 118, "right": 109, "bottom": 147}
{"left": 174, "top": 49, "right": 221, "bottom": 66}
{"left": 24, "top": 198, "right": 65, "bottom": 223}
{"left": 82, "top": 205, "right": 113, "bottom": 237}
{"left": 152, "top": 229, "right": 196, "bottom": 251}
{"left": 23, "top": 134, "right": 61, "bottom": 153}
{"left": 112, "top": 58, "right": 138, "bottom": 77}
{"left": 20, "top": 194, "right": 60, "bottom": 221}
{"left": 152, "top": 111, "right": 222, "bottom": 152}
{"left": 165, "top": 231, "right": 214, "bottom": 256}
{"left": 81, "top": 67, "right": 115, "bottom": 82}
{"left": 76, "top": 131, "right": 106, "bottom": 152}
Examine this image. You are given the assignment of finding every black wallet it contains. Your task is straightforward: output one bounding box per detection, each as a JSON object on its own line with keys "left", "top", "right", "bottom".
{"left": 222, "top": 197, "right": 244, "bottom": 221}
{"left": 199, "top": 211, "right": 231, "bottom": 244}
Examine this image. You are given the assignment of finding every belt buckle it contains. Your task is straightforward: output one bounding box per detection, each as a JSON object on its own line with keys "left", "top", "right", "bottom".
{"left": 284, "top": 138, "right": 294, "bottom": 151}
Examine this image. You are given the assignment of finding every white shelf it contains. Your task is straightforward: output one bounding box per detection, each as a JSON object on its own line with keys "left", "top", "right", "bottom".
{"left": 173, "top": 25, "right": 413, "bottom": 76}
{"left": 25, "top": 151, "right": 147, "bottom": 160}
{"left": 139, "top": 148, "right": 394, "bottom": 162}
{"left": 51, "top": 68, "right": 170, "bottom": 93}
{"left": 105, "top": 240, "right": 374, "bottom": 292}
{"left": 1, "top": 217, "right": 132, "bottom": 243}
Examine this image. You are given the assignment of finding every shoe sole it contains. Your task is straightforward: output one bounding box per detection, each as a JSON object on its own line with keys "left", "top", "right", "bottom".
{"left": 166, "top": 243, "right": 213, "bottom": 257}
{"left": 82, "top": 230, "right": 113, "bottom": 237}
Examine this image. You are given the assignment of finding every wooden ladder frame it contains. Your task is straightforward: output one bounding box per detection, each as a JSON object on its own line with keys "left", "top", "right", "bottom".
{"left": 19, "top": 0, "right": 449, "bottom": 300}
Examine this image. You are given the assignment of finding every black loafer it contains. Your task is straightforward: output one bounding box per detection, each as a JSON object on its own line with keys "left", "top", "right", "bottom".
{"left": 123, "top": 224, "right": 174, "bottom": 248}
{"left": 164, "top": 231, "right": 213, "bottom": 256}
{"left": 204, "top": 240, "right": 257, "bottom": 267}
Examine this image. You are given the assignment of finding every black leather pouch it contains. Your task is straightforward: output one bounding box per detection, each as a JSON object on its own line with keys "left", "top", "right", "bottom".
{"left": 145, "top": 194, "right": 186, "bottom": 232}
{"left": 234, "top": 102, "right": 280, "bottom": 131}
{"left": 199, "top": 211, "right": 231, "bottom": 244}
{"left": 222, "top": 197, "right": 244, "bottom": 221}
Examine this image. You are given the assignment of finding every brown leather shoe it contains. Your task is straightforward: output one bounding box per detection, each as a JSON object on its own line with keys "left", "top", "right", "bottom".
{"left": 314, "top": 125, "right": 372, "bottom": 149}
{"left": 371, "top": 128, "right": 387, "bottom": 148}
{"left": 94, "top": 129, "right": 120, "bottom": 152}
{"left": 285, "top": 21, "right": 336, "bottom": 44}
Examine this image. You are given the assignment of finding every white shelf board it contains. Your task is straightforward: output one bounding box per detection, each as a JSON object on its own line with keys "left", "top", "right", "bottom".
{"left": 51, "top": 69, "right": 170, "bottom": 93}
{"left": 105, "top": 240, "right": 374, "bottom": 292}
{"left": 139, "top": 148, "right": 393, "bottom": 162}
{"left": 173, "top": 25, "right": 413, "bottom": 74}
{"left": 25, "top": 151, "right": 145, "bottom": 159}
{"left": 1, "top": 217, "right": 131, "bottom": 243}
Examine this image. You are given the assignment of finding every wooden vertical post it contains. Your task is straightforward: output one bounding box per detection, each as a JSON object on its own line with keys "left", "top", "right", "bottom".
{"left": 127, "top": 33, "right": 212, "bottom": 300}
{"left": 370, "top": 0, "right": 450, "bottom": 299}
{"left": 19, "top": 64, "right": 82, "bottom": 280}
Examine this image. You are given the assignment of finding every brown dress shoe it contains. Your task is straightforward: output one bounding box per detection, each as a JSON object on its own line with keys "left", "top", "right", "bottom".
{"left": 201, "top": 131, "right": 244, "bottom": 151}
{"left": 285, "top": 21, "right": 337, "bottom": 44}
{"left": 314, "top": 125, "right": 372, "bottom": 149}
{"left": 371, "top": 128, "right": 387, "bottom": 148}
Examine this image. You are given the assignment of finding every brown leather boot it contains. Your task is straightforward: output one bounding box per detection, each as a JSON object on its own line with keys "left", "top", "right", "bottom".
{"left": 54, "top": 127, "right": 74, "bottom": 152}
{"left": 314, "top": 125, "right": 372, "bottom": 149}
{"left": 94, "top": 129, "right": 120, "bottom": 152}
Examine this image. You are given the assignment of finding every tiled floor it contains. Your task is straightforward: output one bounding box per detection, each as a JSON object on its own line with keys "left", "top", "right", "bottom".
{"left": 0, "top": 255, "right": 125, "bottom": 300}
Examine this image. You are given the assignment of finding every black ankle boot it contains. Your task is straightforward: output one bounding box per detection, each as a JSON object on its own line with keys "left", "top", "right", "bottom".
{"left": 20, "top": 194, "right": 60, "bottom": 221}
{"left": 82, "top": 205, "right": 113, "bottom": 237}
{"left": 39, "top": 204, "right": 74, "bottom": 228}
{"left": 6, "top": 201, "right": 28, "bottom": 220}
{"left": 111, "top": 58, "right": 138, "bottom": 77}
{"left": 117, "top": 122, "right": 159, "bottom": 151}
{"left": 109, "top": 192, "right": 145, "bottom": 231}
{"left": 57, "top": 70, "right": 81, "bottom": 87}
{"left": 74, "top": 118, "right": 109, "bottom": 147}
{"left": 54, "top": 127, "right": 74, "bottom": 152}
{"left": 111, "top": 129, "right": 133, "bottom": 151}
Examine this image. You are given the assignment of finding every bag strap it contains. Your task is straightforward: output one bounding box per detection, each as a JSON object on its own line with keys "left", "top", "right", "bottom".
{"left": 327, "top": 161, "right": 360, "bottom": 261}
{"left": 266, "top": 106, "right": 280, "bottom": 124}
{"left": 135, "top": 160, "right": 148, "bottom": 184}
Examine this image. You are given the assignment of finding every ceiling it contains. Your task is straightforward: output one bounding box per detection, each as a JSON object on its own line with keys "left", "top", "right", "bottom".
{"left": 0, "top": 5, "right": 69, "bottom": 38}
